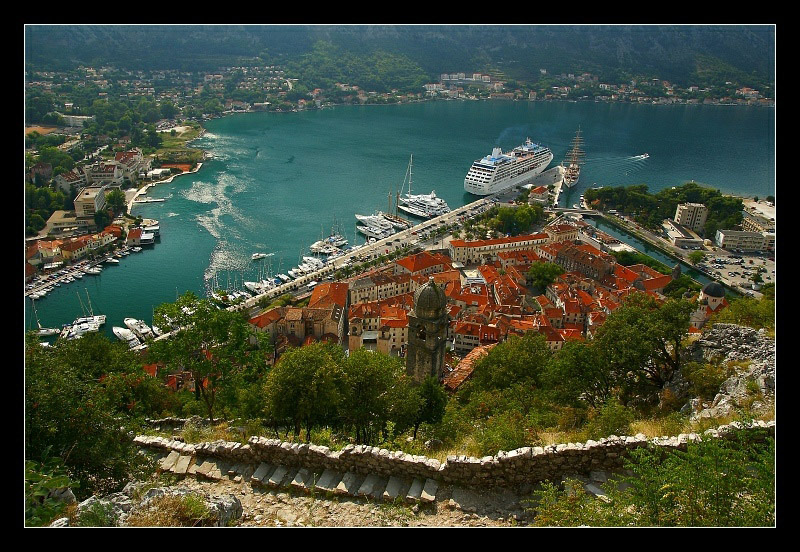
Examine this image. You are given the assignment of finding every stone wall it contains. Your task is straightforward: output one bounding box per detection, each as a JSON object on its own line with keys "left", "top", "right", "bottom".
{"left": 135, "top": 419, "right": 774, "bottom": 489}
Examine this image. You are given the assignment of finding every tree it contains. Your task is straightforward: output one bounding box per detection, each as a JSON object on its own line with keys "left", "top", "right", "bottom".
{"left": 25, "top": 333, "right": 156, "bottom": 500}
{"left": 105, "top": 188, "right": 126, "bottom": 216}
{"left": 592, "top": 293, "right": 693, "bottom": 404}
{"left": 149, "top": 292, "right": 265, "bottom": 424}
{"left": 262, "top": 342, "right": 344, "bottom": 440}
{"left": 545, "top": 340, "right": 614, "bottom": 409}
{"left": 407, "top": 376, "right": 448, "bottom": 440}
{"left": 688, "top": 250, "right": 705, "bottom": 264}
{"left": 526, "top": 262, "right": 565, "bottom": 292}
{"left": 339, "top": 349, "right": 408, "bottom": 444}
{"left": 469, "top": 333, "right": 551, "bottom": 392}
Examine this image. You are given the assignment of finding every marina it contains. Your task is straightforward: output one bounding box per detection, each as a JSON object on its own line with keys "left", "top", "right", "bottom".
{"left": 26, "top": 102, "right": 774, "bottom": 339}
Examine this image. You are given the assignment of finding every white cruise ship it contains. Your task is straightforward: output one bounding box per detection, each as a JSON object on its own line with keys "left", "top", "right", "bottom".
{"left": 464, "top": 138, "right": 553, "bottom": 195}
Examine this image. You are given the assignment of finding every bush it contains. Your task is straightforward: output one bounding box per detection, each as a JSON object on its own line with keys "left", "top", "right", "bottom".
{"left": 73, "top": 501, "right": 119, "bottom": 527}
{"left": 528, "top": 432, "right": 775, "bottom": 526}
{"left": 683, "top": 361, "right": 734, "bottom": 401}
{"left": 25, "top": 453, "right": 78, "bottom": 527}
{"left": 126, "top": 493, "right": 215, "bottom": 527}
{"left": 473, "top": 411, "right": 533, "bottom": 456}
{"left": 584, "top": 398, "right": 634, "bottom": 440}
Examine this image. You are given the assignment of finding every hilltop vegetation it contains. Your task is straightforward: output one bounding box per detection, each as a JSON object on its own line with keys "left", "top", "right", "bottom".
{"left": 25, "top": 25, "right": 775, "bottom": 90}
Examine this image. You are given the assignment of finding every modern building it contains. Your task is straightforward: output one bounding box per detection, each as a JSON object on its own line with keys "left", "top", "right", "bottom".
{"left": 674, "top": 203, "right": 709, "bottom": 233}
{"left": 73, "top": 185, "right": 107, "bottom": 219}
{"left": 715, "top": 229, "right": 774, "bottom": 252}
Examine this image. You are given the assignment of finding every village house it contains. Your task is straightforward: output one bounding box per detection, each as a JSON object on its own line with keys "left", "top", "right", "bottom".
{"left": 53, "top": 168, "right": 88, "bottom": 195}
{"left": 248, "top": 305, "right": 344, "bottom": 359}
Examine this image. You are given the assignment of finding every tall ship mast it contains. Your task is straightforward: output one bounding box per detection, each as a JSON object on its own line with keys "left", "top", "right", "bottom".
{"left": 562, "top": 127, "right": 585, "bottom": 189}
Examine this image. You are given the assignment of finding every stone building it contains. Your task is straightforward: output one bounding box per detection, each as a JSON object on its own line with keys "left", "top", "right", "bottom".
{"left": 406, "top": 277, "right": 449, "bottom": 383}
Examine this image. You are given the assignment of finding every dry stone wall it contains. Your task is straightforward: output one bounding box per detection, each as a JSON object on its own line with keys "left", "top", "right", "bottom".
{"left": 135, "top": 419, "right": 774, "bottom": 489}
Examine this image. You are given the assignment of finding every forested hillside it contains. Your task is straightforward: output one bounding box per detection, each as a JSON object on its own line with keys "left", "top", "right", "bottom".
{"left": 25, "top": 25, "right": 775, "bottom": 88}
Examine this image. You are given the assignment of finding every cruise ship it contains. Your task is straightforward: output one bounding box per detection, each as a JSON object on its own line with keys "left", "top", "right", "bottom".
{"left": 463, "top": 138, "right": 553, "bottom": 195}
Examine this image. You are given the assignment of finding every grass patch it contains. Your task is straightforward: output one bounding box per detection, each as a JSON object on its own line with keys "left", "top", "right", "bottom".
{"left": 126, "top": 493, "right": 215, "bottom": 527}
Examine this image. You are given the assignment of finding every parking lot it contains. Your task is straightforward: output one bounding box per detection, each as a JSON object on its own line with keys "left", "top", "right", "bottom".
{"left": 699, "top": 250, "right": 775, "bottom": 297}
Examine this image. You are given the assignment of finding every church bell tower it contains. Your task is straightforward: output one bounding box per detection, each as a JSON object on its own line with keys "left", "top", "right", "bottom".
{"left": 406, "top": 277, "right": 449, "bottom": 383}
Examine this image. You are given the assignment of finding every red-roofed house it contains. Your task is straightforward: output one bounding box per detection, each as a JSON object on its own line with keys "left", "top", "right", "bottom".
{"left": 308, "top": 282, "right": 349, "bottom": 310}
{"left": 127, "top": 227, "right": 143, "bottom": 246}
{"left": 527, "top": 185, "right": 549, "bottom": 205}
{"left": 393, "top": 251, "right": 451, "bottom": 276}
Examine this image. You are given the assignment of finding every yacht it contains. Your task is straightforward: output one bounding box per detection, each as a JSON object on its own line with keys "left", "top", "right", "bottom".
{"left": 124, "top": 318, "right": 154, "bottom": 341}
{"left": 113, "top": 326, "right": 142, "bottom": 348}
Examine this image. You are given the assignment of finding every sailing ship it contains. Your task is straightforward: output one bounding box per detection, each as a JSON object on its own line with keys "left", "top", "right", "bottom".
{"left": 562, "top": 127, "right": 586, "bottom": 189}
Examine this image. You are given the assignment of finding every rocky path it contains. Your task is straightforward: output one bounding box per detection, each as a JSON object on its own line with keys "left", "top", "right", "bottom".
{"left": 177, "top": 477, "right": 528, "bottom": 527}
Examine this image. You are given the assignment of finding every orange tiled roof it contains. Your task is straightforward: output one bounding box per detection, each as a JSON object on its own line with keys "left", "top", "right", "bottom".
{"left": 308, "top": 282, "right": 349, "bottom": 309}
{"left": 443, "top": 343, "right": 497, "bottom": 391}
{"left": 394, "top": 251, "right": 449, "bottom": 274}
{"left": 449, "top": 232, "right": 549, "bottom": 249}
{"left": 249, "top": 308, "right": 284, "bottom": 328}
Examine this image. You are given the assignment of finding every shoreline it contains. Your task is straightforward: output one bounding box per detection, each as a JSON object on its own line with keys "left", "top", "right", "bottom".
{"left": 127, "top": 161, "right": 205, "bottom": 213}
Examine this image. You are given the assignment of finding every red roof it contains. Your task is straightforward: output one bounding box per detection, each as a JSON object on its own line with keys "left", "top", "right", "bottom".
{"left": 249, "top": 308, "right": 283, "bottom": 328}
{"left": 443, "top": 343, "right": 497, "bottom": 391}
{"left": 394, "top": 251, "right": 449, "bottom": 274}
{"left": 308, "top": 282, "right": 348, "bottom": 309}
{"left": 449, "top": 232, "right": 549, "bottom": 249}
{"left": 143, "top": 363, "right": 158, "bottom": 377}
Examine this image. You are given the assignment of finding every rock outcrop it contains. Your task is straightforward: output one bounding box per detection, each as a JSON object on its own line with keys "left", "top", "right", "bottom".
{"left": 683, "top": 324, "right": 775, "bottom": 420}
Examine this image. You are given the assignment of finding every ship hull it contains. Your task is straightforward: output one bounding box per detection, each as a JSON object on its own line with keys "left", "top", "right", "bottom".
{"left": 464, "top": 152, "right": 553, "bottom": 196}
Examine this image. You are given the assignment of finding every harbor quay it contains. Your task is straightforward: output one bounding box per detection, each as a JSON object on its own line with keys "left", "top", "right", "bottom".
{"left": 230, "top": 196, "right": 499, "bottom": 315}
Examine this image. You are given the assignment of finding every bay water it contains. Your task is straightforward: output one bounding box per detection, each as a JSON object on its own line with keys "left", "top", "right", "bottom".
{"left": 27, "top": 101, "right": 775, "bottom": 338}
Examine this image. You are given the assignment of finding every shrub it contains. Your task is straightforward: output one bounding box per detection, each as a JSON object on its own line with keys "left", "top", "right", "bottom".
{"left": 73, "top": 501, "right": 119, "bottom": 527}
{"left": 584, "top": 398, "right": 634, "bottom": 440}
{"left": 25, "top": 454, "right": 78, "bottom": 527}
{"left": 126, "top": 493, "right": 215, "bottom": 527}
{"left": 473, "top": 411, "right": 532, "bottom": 456}
{"left": 528, "top": 432, "right": 775, "bottom": 526}
{"left": 683, "top": 361, "right": 734, "bottom": 401}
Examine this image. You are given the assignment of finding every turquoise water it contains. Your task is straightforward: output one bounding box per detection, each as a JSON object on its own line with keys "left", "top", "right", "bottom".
{"left": 28, "top": 101, "right": 775, "bottom": 338}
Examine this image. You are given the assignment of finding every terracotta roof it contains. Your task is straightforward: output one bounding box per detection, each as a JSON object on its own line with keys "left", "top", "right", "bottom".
{"left": 394, "top": 251, "right": 448, "bottom": 274}
{"left": 249, "top": 308, "right": 284, "bottom": 328}
{"left": 449, "top": 232, "right": 549, "bottom": 249}
{"left": 308, "top": 282, "right": 349, "bottom": 309}
{"left": 143, "top": 363, "right": 158, "bottom": 377}
{"left": 443, "top": 343, "right": 497, "bottom": 391}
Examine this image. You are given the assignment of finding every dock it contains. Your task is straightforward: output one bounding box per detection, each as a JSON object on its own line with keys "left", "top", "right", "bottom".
{"left": 523, "top": 165, "right": 565, "bottom": 206}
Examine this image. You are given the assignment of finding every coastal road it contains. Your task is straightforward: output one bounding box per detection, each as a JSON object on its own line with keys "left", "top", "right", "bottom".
{"left": 231, "top": 195, "right": 500, "bottom": 314}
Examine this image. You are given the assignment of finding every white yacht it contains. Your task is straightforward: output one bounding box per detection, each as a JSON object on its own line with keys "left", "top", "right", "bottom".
{"left": 124, "top": 318, "right": 154, "bottom": 340}
{"left": 113, "top": 326, "right": 142, "bottom": 348}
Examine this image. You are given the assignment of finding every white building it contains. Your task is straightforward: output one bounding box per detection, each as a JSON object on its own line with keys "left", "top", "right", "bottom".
{"left": 674, "top": 203, "right": 709, "bottom": 233}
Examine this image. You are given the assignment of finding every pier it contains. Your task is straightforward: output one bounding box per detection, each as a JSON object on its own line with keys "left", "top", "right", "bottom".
{"left": 522, "top": 165, "right": 565, "bottom": 206}
{"left": 231, "top": 195, "right": 499, "bottom": 314}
